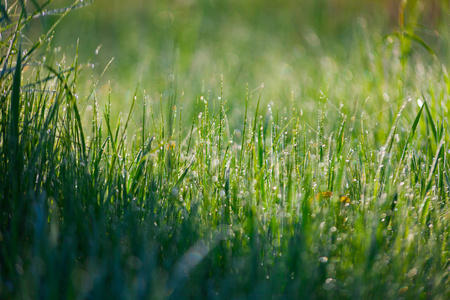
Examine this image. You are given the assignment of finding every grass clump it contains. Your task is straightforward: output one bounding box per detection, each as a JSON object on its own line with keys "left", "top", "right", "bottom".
{"left": 1, "top": 1, "right": 450, "bottom": 299}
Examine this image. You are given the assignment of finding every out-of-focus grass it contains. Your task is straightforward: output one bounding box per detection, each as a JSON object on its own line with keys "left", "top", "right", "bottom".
{"left": 36, "top": 0, "right": 448, "bottom": 138}
{"left": 1, "top": 0, "right": 450, "bottom": 299}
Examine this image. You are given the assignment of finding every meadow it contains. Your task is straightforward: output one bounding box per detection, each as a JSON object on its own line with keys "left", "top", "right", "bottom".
{"left": 1, "top": 0, "right": 450, "bottom": 298}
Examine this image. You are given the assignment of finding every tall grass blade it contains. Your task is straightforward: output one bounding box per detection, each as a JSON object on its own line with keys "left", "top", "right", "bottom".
{"left": 422, "top": 92, "right": 438, "bottom": 143}
{"left": 10, "top": 46, "right": 21, "bottom": 153}
{"left": 423, "top": 137, "right": 445, "bottom": 197}
{"left": 8, "top": 44, "right": 22, "bottom": 204}
{"left": 394, "top": 102, "right": 423, "bottom": 183}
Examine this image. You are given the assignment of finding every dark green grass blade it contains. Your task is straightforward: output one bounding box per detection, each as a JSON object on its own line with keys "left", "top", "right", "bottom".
{"left": 10, "top": 46, "right": 21, "bottom": 150}
{"left": 29, "top": 0, "right": 44, "bottom": 17}
{"left": 70, "top": 92, "right": 87, "bottom": 159}
{"left": 0, "top": 3, "right": 10, "bottom": 22}
{"left": 18, "top": 0, "right": 27, "bottom": 18}
{"left": 45, "top": 65, "right": 87, "bottom": 159}
{"left": 8, "top": 45, "right": 22, "bottom": 204}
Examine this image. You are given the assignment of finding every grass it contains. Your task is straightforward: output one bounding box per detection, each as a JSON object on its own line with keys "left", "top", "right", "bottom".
{"left": 1, "top": 0, "right": 450, "bottom": 299}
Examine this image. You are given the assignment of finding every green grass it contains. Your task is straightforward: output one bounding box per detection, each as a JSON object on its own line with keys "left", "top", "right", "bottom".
{"left": 1, "top": 0, "right": 450, "bottom": 299}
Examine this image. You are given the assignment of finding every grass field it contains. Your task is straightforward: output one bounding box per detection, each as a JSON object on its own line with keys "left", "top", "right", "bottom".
{"left": 1, "top": 0, "right": 450, "bottom": 299}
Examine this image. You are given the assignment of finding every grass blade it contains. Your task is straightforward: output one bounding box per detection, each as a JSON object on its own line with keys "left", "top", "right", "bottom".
{"left": 10, "top": 46, "right": 21, "bottom": 151}
{"left": 423, "top": 137, "right": 445, "bottom": 197}
{"left": 421, "top": 92, "right": 438, "bottom": 143}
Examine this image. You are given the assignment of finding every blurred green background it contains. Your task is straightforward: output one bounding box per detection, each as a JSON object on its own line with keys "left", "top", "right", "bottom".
{"left": 26, "top": 0, "right": 450, "bottom": 133}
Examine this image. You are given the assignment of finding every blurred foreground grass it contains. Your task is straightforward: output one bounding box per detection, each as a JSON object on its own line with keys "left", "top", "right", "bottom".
{"left": 1, "top": 0, "right": 450, "bottom": 299}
